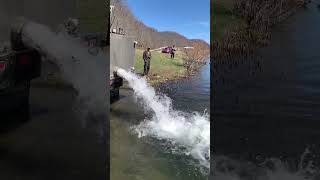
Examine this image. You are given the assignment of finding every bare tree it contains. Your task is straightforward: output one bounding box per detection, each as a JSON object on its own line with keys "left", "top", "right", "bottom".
{"left": 183, "top": 42, "right": 209, "bottom": 74}
{"left": 213, "top": 0, "right": 305, "bottom": 59}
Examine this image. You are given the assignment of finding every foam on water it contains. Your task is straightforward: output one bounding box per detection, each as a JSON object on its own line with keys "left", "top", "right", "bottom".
{"left": 21, "top": 21, "right": 108, "bottom": 114}
{"left": 116, "top": 68, "right": 210, "bottom": 168}
{"left": 212, "top": 148, "right": 319, "bottom": 180}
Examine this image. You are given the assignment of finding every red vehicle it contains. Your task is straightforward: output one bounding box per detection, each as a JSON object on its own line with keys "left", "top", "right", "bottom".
{"left": 162, "top": 47, "right": 173, "bottom": 54}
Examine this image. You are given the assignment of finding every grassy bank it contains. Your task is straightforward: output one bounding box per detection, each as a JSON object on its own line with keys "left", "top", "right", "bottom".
{"left": 134, "top": 49, "right": 187, "bottom": 85}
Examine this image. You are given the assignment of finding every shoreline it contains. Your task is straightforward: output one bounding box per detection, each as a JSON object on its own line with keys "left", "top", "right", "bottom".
{"left": 148, "top": 56, "right": 210, "bottom": 87}
{"left": 135, "top": 48, "right": 210, "bottom": 86}
{"left": 211, "top": 0, "right": 310, "bottom": 87}
{"left": 212, "top": 0, "right": 307, "bottom": 59}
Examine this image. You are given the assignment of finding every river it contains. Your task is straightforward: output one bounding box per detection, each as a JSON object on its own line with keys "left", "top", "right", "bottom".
{"left": 111, "top": 59, "right": 210, "bottom": 180}
{"left": 212, "top": 3, "right": 320, "bottom": 179}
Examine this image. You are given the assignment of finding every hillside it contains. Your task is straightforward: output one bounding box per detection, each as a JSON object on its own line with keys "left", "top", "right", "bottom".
{"left": 110, "top": 0, "right": 209, "bottom": 50}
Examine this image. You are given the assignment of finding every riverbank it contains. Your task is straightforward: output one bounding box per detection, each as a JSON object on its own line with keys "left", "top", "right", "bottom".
{"left": 134, "top": 49, "right": 209, "bottom": 86}
{"left": 212, "top": 0, "right": 307, "bottom": 58}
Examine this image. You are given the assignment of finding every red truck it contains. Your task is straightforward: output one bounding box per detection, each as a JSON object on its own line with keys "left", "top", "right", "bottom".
{"left": 162, "top": 47, "right": 173, "bottom": 53}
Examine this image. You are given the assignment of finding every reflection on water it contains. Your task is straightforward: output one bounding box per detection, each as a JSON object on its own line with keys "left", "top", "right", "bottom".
{"left": 111, "top": 60, "right": 210, "bottom": 180}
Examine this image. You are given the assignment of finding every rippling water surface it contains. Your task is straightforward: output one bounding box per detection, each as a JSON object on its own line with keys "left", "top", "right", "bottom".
{"left": 212, "top": 4, "right": 320, "bottom": 180}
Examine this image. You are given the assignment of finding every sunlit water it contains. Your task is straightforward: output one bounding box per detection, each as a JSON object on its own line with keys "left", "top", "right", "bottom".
{"left": 111, "top": 60, "right": 210, "bottom": 180}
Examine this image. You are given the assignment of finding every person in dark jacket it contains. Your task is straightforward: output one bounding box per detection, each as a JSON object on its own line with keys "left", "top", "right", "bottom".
{"left": 143, "top": 48, "right": 152, "bottom": 76}
{"left": 170, "top": 45, "right": 176, "bottom": 59}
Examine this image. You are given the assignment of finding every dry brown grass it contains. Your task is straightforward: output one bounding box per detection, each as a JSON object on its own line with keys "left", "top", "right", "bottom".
{"left": 212, "top": 0, "right": 305, "bottom": 59}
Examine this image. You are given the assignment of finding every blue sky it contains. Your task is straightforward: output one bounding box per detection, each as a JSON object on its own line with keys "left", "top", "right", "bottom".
{"left": 126, "top": 0, "right": 210, "bottom": 44}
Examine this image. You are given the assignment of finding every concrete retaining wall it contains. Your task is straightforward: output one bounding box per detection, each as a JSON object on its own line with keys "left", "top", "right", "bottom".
{"left": 110, "top": 33, "right": 135, "bottom": 76}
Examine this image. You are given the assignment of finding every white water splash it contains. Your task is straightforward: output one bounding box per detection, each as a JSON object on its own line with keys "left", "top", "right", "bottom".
{"left": 21, "top": 21, "right": 108, "bottom": 114}
{"left": 116, "top": 68, "right": 210, "bottom": 168}
{"left": 212, "top": 148, "right": 319, "bottom": 180}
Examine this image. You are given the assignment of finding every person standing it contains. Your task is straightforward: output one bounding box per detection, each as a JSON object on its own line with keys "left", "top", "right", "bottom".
{"left": 170, "top": 45, "right": 176, "bottom": 59}
{"left": 143, "top": 47, "right": 152, "bottom": 76}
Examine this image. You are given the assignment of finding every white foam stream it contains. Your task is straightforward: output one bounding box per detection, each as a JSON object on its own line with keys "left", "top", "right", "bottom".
{"left": 116, "top": 68, "right": 210, "bottom": 168}
{"left": 21, "top": 21, "right": 108, "bottom": 114}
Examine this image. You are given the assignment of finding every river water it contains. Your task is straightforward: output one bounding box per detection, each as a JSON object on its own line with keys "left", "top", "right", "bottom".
{"left": 111, "top": 59, "right": 210, "bottom": 180}
{"left": 212, "top": 4, "right": 320, "bottom": 179}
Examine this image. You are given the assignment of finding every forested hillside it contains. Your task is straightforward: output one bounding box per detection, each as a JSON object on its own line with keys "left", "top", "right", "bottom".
{"left": 110, "top": 0, "right": 209, "bottom": 50}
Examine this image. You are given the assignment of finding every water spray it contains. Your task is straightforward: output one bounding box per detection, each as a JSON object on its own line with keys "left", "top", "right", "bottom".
{"left": 10, "top": 17, "right": 108, "bottom": 115}
{"left": 115, "top": 68, "right": 210, "bottom": 169}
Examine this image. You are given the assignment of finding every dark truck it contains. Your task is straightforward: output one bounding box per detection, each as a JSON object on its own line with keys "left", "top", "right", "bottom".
{"left": 0, "top": 40, "right": 41, "bottom": 116}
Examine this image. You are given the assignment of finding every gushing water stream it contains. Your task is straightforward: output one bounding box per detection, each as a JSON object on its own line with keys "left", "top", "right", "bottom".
{"left": 116, "top": 68, "right": 210, "bottom": 169}
{"left": 21, "top": 21, "right": 108, "bottom": 114}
